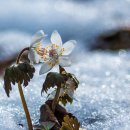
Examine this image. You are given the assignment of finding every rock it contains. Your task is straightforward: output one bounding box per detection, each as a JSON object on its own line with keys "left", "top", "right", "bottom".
{"left": 91, "top": 28, "right": 130, "bottom": 50}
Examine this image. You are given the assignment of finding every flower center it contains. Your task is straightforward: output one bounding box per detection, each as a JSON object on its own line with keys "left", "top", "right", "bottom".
{"left": 49, "top": 49, "right": 58, "bottom": 60}
{"left": 35, "top": 43, "right": 62, "bottom": 63}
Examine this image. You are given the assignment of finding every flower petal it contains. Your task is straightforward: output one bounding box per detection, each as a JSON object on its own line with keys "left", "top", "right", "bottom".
{"left": 59, "top": 56, "right": 71, "bottom": 67}
{"left": 28, "top": 49, "right": 40, "bottom": 64}
{"left": 51, "top": 31, "right": 62, "bottom": 47}
{"left": 62, "top": 40, "right": 76, "bottom": 55}
{"left": 39, "top": 60, "right": 54, "bottom": 75}
{"left": 31, "top": 30, "right": 46, "bottom": 46}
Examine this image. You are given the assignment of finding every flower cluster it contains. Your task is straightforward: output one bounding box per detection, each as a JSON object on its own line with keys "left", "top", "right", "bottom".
{"left": 28, "top": 30, "right": 76, "bottom": 74}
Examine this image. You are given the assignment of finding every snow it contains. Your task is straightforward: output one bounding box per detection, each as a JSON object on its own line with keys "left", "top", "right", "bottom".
{"left": 0, "top": 0, "right": 130, "bottom": 129}
{"left": 1, "top": 51, "right": 130, "bottom": 129}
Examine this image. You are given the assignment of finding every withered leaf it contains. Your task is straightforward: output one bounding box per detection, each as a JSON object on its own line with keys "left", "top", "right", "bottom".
{"left": 59, "top": 94, "right": 73, "bottom": 106}
{"left": 67, "top": 73, "right": 79, "bottom": 89}
{"left": 60, "top": 115, "right": 80, "bottom": 130}
{"left": 40, "top": 104, "right": 58, "bottom": 123}
{"left": 4, "top": 62, "right": 35, "bottom": 97}
{"left": 41, "top": 72, "right": 65, "bottom": 94}
{"left": 59, "top": 66, "right": 79, "bottom": 89}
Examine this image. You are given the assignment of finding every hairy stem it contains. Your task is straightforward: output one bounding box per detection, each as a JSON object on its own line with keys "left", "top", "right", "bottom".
{"left": 16, "top": 47, "right": 33, "bottom": 130}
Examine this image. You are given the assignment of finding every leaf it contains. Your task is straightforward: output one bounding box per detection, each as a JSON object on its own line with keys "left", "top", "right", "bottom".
{"left": 41, "top": 72, "right": 65, "bottom": 94}
{"left": 33, "top": 121, "right": 55, "bottom": 130}
{"left": 61, "top": 73, "right": 79, "bottom": 105}
{"left": 60, "top": 115, "right": 80, "bottom": 130}
{"left": 41, "top": 121, "right": 55, "bottom": 130}
{"left": 67, "top": 73, "right": 79, "bottom": 89}
{"left": 59, "top": 94, "right": 73, "bottom": 106}
{"left": 4, "top": 68, "right": 13, "bottom": 97}
{"left": 40, "top": 104, "right": 58, "bottom": 123}
{"left": 59, "top": 65, "right": 79, "bottom": 88}
{"left": 47, "top": 73, "right": 79, "bottom": 105}
{"left": 13, "top": 66, "right": 23, "bottom": 83}
{"left": 4, "top": 62, "right": 35, "bottom": 97}
{"left": 42, "top": 67, "right": 79, "bottom": 107}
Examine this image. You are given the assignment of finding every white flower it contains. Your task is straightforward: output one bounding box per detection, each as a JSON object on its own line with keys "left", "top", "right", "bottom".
{"left": 28, "top": 30, "right": 46, "bottom": 64}
{"left": 39, "top": 31, "right": 76, "bottom": 74}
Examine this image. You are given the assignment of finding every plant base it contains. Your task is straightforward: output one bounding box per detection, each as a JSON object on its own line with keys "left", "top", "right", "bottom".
{"left": 39, "top": 100, "right": 77, "bottom": 130}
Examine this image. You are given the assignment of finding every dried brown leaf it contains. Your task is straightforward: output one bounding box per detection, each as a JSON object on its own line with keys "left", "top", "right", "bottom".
{"left": 60, "top": 115, "right": 80, "bottom": 130}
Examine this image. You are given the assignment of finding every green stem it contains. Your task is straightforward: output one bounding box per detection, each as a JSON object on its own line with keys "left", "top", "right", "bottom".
{"left": 16, "top": 47, "right": 33, "bottom": 130}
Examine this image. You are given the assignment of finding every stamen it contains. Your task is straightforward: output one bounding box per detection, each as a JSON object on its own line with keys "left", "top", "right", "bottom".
{"left": 62, "top": 48, "right": 65, "bottom": 51}
{"left": 55, "top": 60, "right": 59, "bottom": 64}
{"left": 56, "top": 45, "right": 59, "bottom": 49}
{"left": 59, "top": 52, "right": 62, "bottom": 56}
{"left": 48, "top": 62, "right": 52, "bottom": 67}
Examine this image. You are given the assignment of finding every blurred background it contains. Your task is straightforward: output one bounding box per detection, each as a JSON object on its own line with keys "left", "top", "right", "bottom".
{"left": 1, "top": 0, "right": 130, "bottom": 130}
{"left": 1, "top": 0, "right": 130, "bottom": 73}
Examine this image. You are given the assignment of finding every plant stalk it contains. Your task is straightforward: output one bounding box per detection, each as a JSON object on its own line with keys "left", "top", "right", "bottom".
{"left": 18, "top": 82, "right": 33, "bottom": 130}
{"left": 16, "top": 47, "right": 33, "bottom": 130}
{"left": 52, "top": 86, "right": 61, "bottom": 113}
{"left": 16, "top": 47, "right": 29, "bottom": 64}
{"left": 52, "top": 65, "right": 63, "bottom": 113}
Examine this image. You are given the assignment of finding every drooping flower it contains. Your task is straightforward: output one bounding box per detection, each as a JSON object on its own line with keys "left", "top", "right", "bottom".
{"left": 38, "top": 31, "right": 76, "bottom": 74}
{"left": 28, "top": 30, "right": 46, "bottom": 64}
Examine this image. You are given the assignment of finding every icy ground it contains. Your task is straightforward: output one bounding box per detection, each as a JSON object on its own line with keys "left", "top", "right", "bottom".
{"left": 1, "top": 0, "right": 130, "bottom": 129}
{"left": 1, "top": 50, "right": 130, "bottom": 130}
